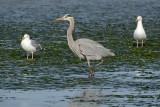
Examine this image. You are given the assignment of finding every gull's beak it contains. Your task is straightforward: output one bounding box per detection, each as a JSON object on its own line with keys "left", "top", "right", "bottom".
{"left": 135, "top": 19, "right": 139, "bottom": 22}
{"left": 55, "top": 17, "right": 64, "bottom": 21}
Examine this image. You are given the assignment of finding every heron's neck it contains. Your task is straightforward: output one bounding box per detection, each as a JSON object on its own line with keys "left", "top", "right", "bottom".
{"left": 67, "top": 18, "right": 75, "bottom": 44}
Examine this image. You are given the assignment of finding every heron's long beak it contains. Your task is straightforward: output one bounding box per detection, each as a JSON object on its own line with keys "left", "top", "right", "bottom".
{"left": 55, "top": 17, "right": 64, "bottom": 21}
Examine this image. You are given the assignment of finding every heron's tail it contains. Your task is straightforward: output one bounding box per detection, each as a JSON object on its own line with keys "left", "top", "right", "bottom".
{"left": 104, "top": 48, "right": 115, "bottom": 56}
{"left": 110, "top": 52, "right": 115, "bottom": 56}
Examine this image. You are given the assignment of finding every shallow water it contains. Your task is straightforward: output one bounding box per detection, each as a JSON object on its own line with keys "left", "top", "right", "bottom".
{"left": 0, "top": 0, "right": 160, "bottom": 107}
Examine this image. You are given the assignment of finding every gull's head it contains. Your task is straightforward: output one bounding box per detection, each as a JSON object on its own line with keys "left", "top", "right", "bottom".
{"left": 136, "top": 16, "right": 142, "bottom": 22}
{"left": 56, "top": 14, "right": 73, "bottom": 21}
{"left": 22, "top": 34, "right": 30, "bottom": 40}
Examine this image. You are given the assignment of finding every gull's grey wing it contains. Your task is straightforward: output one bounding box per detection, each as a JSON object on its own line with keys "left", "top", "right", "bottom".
{"left": 31, "top": 40, "right": 42, "bottom": 50}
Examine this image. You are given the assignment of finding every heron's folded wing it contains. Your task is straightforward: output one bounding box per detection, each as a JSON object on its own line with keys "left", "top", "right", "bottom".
{"left": 76, "top": 38, "right": 115, "bottom": 57}
{"left": 78, "top": 44, "right": 96, "bottom": 56}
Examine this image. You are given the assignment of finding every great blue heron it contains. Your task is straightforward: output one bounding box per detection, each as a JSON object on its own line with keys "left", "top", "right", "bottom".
{"left": 133, "top": 16, "right": 146, "bottom": 47}
{"left": 21, "top": 34, "right": 42, "bottom": 59}
{"left": 56, "top": 14, "right": 115, "bottom": 77}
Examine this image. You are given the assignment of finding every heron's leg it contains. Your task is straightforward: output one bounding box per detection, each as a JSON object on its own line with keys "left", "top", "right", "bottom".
{"left": 27, "top": 53, "right": 29, "bottom": 59}
{"left": 95, "top": 59, "right": 104, "bottom": 68}
{"left": 141, "top": 40, "right": 143, "bottom": 47}
{"left": 136, "top": 40, "right": 139, "bottom": 47}
{"left": 87, "top": 59, "right": 94, "bottom": 77}
{"left": 31, "top": 52, "right": 34, "bottom": 59}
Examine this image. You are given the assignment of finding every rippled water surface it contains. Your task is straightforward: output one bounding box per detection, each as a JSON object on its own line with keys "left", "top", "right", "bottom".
{"left": 0, "top": 0, "right": 160, "bottom": 107}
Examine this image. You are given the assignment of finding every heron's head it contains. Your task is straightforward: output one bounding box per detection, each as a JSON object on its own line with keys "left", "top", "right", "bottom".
{"left": 22, "top": 34, "right": 30, "bottom": 40}
{"left": 136, "top": 16, "right": 142, "bottom": 22}
{"left": 56, "top": 14, "right": 73, "bottom": 21}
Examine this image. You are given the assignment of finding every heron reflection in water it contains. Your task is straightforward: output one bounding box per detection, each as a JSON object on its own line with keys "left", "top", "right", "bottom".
{"left": 68, "top": 89, "right": 102, "bottom": 107}
{"left": 56, "top": 14, "right": 115, "bottom": 77}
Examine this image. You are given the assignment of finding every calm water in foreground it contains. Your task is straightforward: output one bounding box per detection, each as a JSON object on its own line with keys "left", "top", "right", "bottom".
{"left": 0, "top": 0, "right": 160, "bottom": 107}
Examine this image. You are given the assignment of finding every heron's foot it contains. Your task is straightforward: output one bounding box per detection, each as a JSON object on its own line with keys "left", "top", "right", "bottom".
{"left": 88, "top": 67, "right": 95, "bottom": 77}
{"left": 88, "top": 72, "right": 94, "bottom": 77}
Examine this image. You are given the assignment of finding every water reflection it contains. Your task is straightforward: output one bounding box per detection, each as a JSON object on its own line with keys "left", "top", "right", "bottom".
{"left": 68, "top": 89, "right": 102, "bottom": 107}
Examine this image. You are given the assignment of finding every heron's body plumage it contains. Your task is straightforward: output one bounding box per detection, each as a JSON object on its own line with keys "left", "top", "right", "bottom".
{"left": 56, "top": 14, "right": 115, "bottom": 77}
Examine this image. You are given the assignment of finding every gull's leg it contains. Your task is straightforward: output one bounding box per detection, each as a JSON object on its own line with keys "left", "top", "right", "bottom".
{"left": 95, "top": 59, "right": 104, "bottom": 68}
{"left": 136, "top": 40, "right": 139, "bottom": 47}
{"left": 27, "top": 53, "right": 29, "bottom": 59}
{"left": 31, "top": 52, "right": 34, "bottom": 59}
{"left": 87, "top": 59, "right": 94, "bottom": 77}
{"left": 142, "top": 40, "right": 143, "bottom": 47}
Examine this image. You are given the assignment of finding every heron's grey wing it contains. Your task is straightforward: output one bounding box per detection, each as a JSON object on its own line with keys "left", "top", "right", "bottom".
{"left": 76, "top": 38, "right": 115, "bottom": 57}
{"left": 78, "top": 44, "right": 101, "bottom": 60}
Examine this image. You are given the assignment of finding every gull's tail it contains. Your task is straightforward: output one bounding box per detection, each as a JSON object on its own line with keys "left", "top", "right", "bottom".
{"left": 37, "top": 44, "right": 42, "bottom": 51}
{"left": 39, "top": 44, "right": 42, "bottom": 50}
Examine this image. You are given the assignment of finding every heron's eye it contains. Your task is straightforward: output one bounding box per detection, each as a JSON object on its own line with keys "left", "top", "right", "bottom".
{"left": 67, "top": 14, "right": 72, "bottom": 17}
{"left": 65, "top": 14, "right": 72, "bottom": 18}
